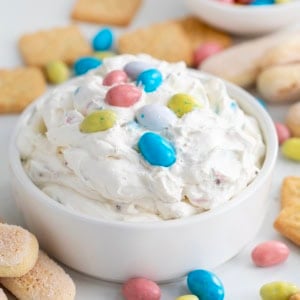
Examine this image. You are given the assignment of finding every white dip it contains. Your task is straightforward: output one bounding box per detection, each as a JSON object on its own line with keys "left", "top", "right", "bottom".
{"left": 18, "top": 54, "right": 265, "bottom": 221}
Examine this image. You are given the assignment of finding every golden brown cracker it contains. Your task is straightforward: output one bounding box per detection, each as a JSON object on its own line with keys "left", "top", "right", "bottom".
{"left": 176, "top": 16, "right": 232, "bottom": 50}
{"left": 281, "top": 176, "right": 300, "bottom": 208}
{"left": 19, "top": 25, "right": 92, "bottom": 67}
{"left": 274, "top": 203, "right": 300, "bottom": 246}
{"left": 290, "top": 293, "right": 300, "bottom": 300}
{"left": 118, "top": 21, "right": 193, "bottom": 65}
{"left": 71, "top": 0, "right": 141, "bottom": 26}
{"left": 0, "top": 67, "right": 46, "bottom": 113}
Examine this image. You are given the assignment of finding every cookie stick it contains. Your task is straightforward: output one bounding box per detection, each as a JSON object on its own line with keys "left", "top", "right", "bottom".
{"left": 201, "top": 30, "right": 300, "bottom": 88}
{"left": 0, "top": 251, "right": 76, "bottom": 300}
{"left": 0, "top": 223, "right": 39, "bottom": 277}
{"left": 0, "top": 288, "right": 7, "bottom": 300}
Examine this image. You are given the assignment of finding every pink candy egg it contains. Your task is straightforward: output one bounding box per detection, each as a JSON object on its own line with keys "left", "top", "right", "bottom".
{"left": 105, "top": 84, "right": 142, "bottom": 107}
{"left": 122, "top": 277, "right": 161, "bottom": 300}
{"left": 251, "top": 240, "right": 290, "bottom": 267}
{"left": 193, "top": 42, "right": 223, "bottom": 67}
{"left": 103, "top": 70, "right": 128, "bottom": 86}
{"left": 275, "top": 122, "right": 291, "bottom": 145}
{"left": 218, "top": 0, "right": 234, "bottom": 3}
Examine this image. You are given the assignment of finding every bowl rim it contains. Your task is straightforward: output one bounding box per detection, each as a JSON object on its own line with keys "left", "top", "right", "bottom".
{"left": 188, "top": 0, "right": 300, "bottom": 12}
{"left": 9, "top": 70, "right": 278, "bottom": 229}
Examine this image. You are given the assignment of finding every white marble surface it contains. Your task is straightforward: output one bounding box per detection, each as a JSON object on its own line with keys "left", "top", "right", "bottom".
{"left": 0, "top": 0, "right": 300, "bottom": 299}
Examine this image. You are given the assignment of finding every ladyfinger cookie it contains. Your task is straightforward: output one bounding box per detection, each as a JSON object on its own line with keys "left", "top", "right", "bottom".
{"left": 257, "top": 64, "right": 300, "bottom": 103}
{"left": 201, "top": 29, "right": 300, "bottom": 87}
{"left": 0, "top": 288, "right": 7, "bottom": 300}
{"left": 0, "top": 251, "right": 76, "bottom": 300}
{"left": 0, "top": 224, "right": 39, "bottom": 277}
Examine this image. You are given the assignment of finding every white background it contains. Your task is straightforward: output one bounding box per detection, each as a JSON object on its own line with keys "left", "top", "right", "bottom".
{"left": 0, "top": 0, "right": 300, "bottom": 299}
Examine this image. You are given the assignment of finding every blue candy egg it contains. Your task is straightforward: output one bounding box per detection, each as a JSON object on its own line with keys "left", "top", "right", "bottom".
{"left": 256, "top": 97, "right": 267, "bottom": 109}
{"left": 251, "top": 0, "right": 274, "bottom": 5}
{"left": 124, "top": 61, "right": 153, "bottom": 80}
{"left": 137, "top": 69, "right": 163, "bottom": 93}
{"left": 92, "top": 28, "right": 114, "bottom": 51}
{"left": 136, "top": 104, "right": 177, "bottom": 131}
{"left": 187, "top": 269, "right": 225, "bottom": 300}
{"left": 74, "top": 57, "right": 102, "bottom": 76}
{"left": 138, "top": 132, "right": 176, "bottom": 167}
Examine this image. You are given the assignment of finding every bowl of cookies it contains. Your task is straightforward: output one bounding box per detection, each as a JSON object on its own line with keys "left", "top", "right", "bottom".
{"left": 9, "top": 54, "right": 277, "bottom": 282}
{"left": 185, "top": 0, "right": 300, "bottom": 36}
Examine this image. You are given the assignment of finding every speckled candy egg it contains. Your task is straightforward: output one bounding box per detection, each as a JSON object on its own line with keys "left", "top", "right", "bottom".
{"left": 138, "top": 132, "right": 176, "bottom": 167}
{"left": 103, "top": 70, "right": 128, "bottom": 86}
{"left": 168, "top": 93, "right": 201, "bottom": 117}
{"left": 260, "top": 281, "right": 299, "bottom": 300}
{"left": 176, "top": 295, "right": 199, "bottom": 300}
{"left": 136, "top": 69, "right": 163, "bottom": 92}
{"left": 281, "top": 138, "right": 300, "bottom": 161}
{"left": 80, "top": 110, "right": 116, "bottom": 133}
{"left": 251, "top": 240, "right": 290, "bottom": 267}
{"left": 92, "top": 28, "right": 114, "bottom": 51}
{"left": 124, "top": 61, "right": 153, "bottom": 80}
{"left": 187, "top": 269, "right": 225, "bottom": 300}
{"left": 122, "top": 277, "right": 161, "bottom": 300}
{"left": 74, "top": 57, "right": 102, "bottom": 76}
{"left": 105, "top": 84, "right": 142, "bottom": 107}
{"left": 136, "top": 104, "right": 177, "bottom": 131}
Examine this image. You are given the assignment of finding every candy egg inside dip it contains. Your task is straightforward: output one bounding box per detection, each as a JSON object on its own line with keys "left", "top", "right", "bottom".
{"left": 17, "top": 54, "right": 265, "bottom": 222}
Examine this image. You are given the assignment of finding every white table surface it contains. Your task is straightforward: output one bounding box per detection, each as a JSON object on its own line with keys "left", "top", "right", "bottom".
{"left": 1, "top": 0, "right": 300, "bottom": 299}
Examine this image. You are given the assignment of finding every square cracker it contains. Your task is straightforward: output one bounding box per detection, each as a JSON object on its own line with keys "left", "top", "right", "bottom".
{"left": 281, "top": 176, "right": 300, "bottom": 208}
{"left": 274, "top": 203, "right": 300, "bottom": 246}
{"left": 176, "top": 16, "right": 232, "bottom": 50}
{"left": 0, "top": 67, "right": 46, "bottom": 113}
{"left": 118, "top": 21, "right": 193, "bottom": 66}
{"left": 71, "top": 0, "right": 142, "bottom": 26}
{"left": 19, "top": 25, "right": 92, "bottom": 67}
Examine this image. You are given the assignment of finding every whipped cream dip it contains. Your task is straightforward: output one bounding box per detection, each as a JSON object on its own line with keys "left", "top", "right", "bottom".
{"left": 17, "top": 54, "right": 265, "bottom": 221}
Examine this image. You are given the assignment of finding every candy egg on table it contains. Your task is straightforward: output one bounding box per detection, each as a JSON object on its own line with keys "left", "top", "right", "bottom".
{"left": 122, "top": 277, "right": 161, "bottom": 300}
{"left": 251, "top": 240, "right": 290, "bottom": 267}
{"left": 193, "top": 42, "right": 223, "bottom": 67}
{"left": 187, "top": 269, "right": 225, "bottom": 300}
{"left": 79, "top": 110, "right": 116, "bottom": 133}
{"left": 136, "top": 69, "right": 163, "bottom": 92}
{"left": 260, "top": 281, "right": 299, "bottom": 300}
{"left": 94, "top": 51, "right": 115, "bottom": 60}
{"left": 136, "top": 103, "right": 177, "bottom": 131}
{"left": 45, "top": 60, "right": 70, "bottom": 84}
{"left": 138, "top": 132, "right": 176, "bottom": 167}
{"left": 167, "top": 93, "right": 201, "bottom": 117}
{"left": 274, "top": 122, "right": 291, "bottom": 145}
{"left": 92, "top": 28, "right": 114, "bottom": 51}
{"left": 105, "top": 84, "right": 142, "bottom": 107}
{"left": 281, "top": 138, "right": 300, "bottom": 161}
{"left": 124, "top": 61, "right": 153, "bottom": 80}
{"left": 103, "top": 70, "right": 128, "bottom": 86}
{"left": 176, "top": 295, "right": 199, "bottom": 300}
{"left": 74, "top": 57, "right": 102, "bottom": 76}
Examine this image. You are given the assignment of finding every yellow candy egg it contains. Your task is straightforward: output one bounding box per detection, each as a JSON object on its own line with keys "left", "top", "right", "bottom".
{"left": 275, "top": 0, "right": 290, "bottom": 3}
{"left": 93, "top": 51, "right": 115, "bottom": 60}
{"left": 281, "top": 138, "right": 300, "bottom": 161}
{"left": 260, "top": 281, "right": 299, "bottom": 300}
{"left": 45, "top": 60, "right": 70, "bottom": 84}
{"left": 176, "top": 295, "right": 199, "bottom": 300}
{"left": 80, "top": 110, "right": 116, "bottom": 133}
{"left": 167, "top": 93, "right": 201, "bottom": 117}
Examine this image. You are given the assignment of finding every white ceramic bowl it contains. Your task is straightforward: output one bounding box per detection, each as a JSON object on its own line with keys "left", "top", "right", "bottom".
{"left": 185, "top": 0, "right": 300, "bottom": 35}
{"left": 9, "top": 73, "right": 277, "bottom": 283}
